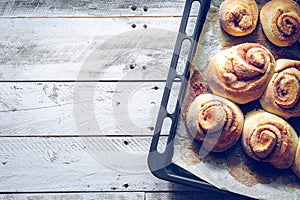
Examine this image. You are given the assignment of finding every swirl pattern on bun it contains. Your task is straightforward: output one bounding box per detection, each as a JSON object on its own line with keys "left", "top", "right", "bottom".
{"left": 260, "top": 59, "right": 300, "bottom": 119}
{"left": 207, "top": 43, "right": 276, "bottom": 104}
{"left": 186, "top": 93, "right": 244, "bottom": 152}
{"left": 219, "top": 0, "right": 258, "bottom": 36}
{"left": 260, "top": 0, "right": 300, "bottom": 47}
{"left": 242, "top": 110, "right": 298, "bottom": 169}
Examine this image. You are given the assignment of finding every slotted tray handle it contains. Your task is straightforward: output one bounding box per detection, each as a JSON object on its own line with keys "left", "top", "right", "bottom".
{"left": 148, "top": 0, "right": 217, "bottom": 191}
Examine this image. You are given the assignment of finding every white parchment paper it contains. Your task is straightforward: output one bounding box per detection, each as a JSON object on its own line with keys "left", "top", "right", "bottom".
{"left": 172, "top": 1, "right": 300, "bottom": 199}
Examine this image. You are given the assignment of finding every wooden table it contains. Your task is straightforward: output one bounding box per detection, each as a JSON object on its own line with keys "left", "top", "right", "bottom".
{"left": 0, "top": 1, "right": 247, "bottom": 199}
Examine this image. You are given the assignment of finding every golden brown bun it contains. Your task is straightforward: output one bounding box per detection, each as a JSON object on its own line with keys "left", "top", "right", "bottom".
{"left": 293, "top": 137, "right": 300, "bottom": 178}
{"left": 260, "top": 59, "right": 300, "bottom": 119}
{"left": 207, "top": 43, "right": 276, "bottom": 104}
{"left": 260, "top": 0, "right": 300, "bottom": 47}
{"left": 242, "top": 110, "right": 298, "bottom": 169}
{"left": 219, "top": 0, "right": 258, "bottom": 36}
{"left": 186, "top": 93, "right": 244, "bottom": 152}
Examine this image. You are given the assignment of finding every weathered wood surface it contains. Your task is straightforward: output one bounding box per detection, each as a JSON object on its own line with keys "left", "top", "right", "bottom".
{"left": 0, "top": 0, "right": 196, "bottom": 17}
{"left": 0, "top": 136, "right": 200, "bottom": 192}
{"left": 0, "top": 82, "right": 181, "bottom": 136}
{"left": 0, "top": 136, "right": 247, "bottom": 199}
{"left": 0, "top": 193, "right": 146, "bottom": 200}
{"left": 0, "top": 18, "right": 188, "bottom": 81}
{"left": 0, "top": 192, "right": 249, "bottom": 200}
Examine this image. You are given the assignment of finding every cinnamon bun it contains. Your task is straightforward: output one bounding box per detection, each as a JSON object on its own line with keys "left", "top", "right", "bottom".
{"left": 260, "top": 59, "right": 300, "bottom": 119}
{"left": 219, "top": 0, "right": 258, "bottom": 36}
{"left": 242, "top": 110, "right": 298, "bottom": 169}
{"left": 260, "top": 0, "right": 300, "bottom": 47}
{"left": 207, "top": 43, "right": 276, "bottom": 104}
{"left": 186, "top": 93, "right": 244, "bottom": 152}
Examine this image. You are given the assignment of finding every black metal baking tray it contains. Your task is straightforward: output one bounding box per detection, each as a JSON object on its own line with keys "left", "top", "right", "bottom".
{"left": 148, "top": 0, "right": 300, "bottom": 199}
{"left": 147, "top": 0, "right": 249, "bottom": 198}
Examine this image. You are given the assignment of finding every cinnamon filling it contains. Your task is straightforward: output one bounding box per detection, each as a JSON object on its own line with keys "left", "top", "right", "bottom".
{"left": 273, "top": 68, "right": 300, "bottom": 109}
{"left": 190, "top": 81, "right": 209, "bottom": 98}
{"left": 277, "top": 13, "right": 300, "bottom": 36}
{"left": 246, "top": 48, "right": 268, "bottom": 69}
{"left": 272, "top": 9, "right": 300, "bottom": 40}
{"left": 222, "top": 45, "right": 272, "bottom": 89}
{"left": 251, "top": 129, "right": 277, "bottom": 159}
{"left": 197, "top": 100, "right": 235, "bottom": 137}
{"left": 248, "top": 122, "right": 287, "bottom": 161}
{"left": 226, "top": 5, "right": 253, "bottom": 32}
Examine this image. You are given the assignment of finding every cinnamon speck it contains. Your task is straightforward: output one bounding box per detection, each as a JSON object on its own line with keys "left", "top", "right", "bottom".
{"left": 190, "top": 81, "right": 209, "bottom": 99}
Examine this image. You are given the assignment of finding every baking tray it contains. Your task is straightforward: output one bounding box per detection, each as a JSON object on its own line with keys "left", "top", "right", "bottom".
{"left": 147, "top": 0, "right": 230, "bottom": 195}
{"left": 148, "top": 0, "right": 300, "bottom": 199}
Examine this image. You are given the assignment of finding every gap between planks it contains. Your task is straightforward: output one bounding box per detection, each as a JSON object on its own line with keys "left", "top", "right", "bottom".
{"left": 0, "top": 135, "right": 168, "bottom": 137}
{"left": 0, "top": 80, "right": 168, "bottom": 83}
{"left": 0, "top": 15, "right": 197, "bottom": 19}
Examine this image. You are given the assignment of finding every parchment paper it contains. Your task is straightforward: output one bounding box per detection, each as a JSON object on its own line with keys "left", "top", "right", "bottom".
{"left": 172, "top": 1, "right": 300, "bottom": 199}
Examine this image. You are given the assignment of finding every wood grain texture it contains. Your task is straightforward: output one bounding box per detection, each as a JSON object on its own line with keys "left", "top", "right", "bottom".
{"left": 0, "top": 0, "right": 191, "bottom": 17}
{"left": 0, "top": 192, "right": 145, "bottom": 200}
{"left": 0, "top": 136, "right": 206, "bottom": 192}
{"left": 0, "top": 191, "right": 250, "bottom": 200}
{"left": 0, "top": 82, "right": 180, "bottom": 136}
{"left": 0, "top": 18, "right": 189, "bottom": 81}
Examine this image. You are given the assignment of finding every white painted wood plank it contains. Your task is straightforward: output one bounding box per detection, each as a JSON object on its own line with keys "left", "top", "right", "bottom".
{"left": 0, "top": 18, "right": 184, "bottom": 81}
{"left": 0, "top": 82, "right": 180, "bottom": 136}
{"left": 0, "top": 191, "right": 247, "bottom": 200}
{"left": 0, "top": 0, "right": 190, "bottom": 17}
{"left": 0, "top": 192, "right": 145, "bottom": 200}
{"left": 0, "top": 136, "right": 198, "bottom": 192}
